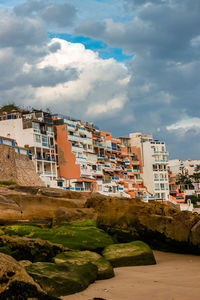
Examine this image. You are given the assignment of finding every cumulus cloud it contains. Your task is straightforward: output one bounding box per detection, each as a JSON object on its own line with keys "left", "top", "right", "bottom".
{"left": 0, "top": 7, "right": 129, "bottom": 121}
{"left": 14, "top": 0, "right": 77, "bottom": 27}
{"left": 35, "top": 38, "right": 130, "bottom": 118}
{"left": 75, "top": 0, "right": 200, "bottom": 159}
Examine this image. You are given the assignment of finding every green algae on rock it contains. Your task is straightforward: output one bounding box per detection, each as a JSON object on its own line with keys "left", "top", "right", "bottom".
{"left": 26, "top": 261, "right": 98, "bottom": 297}
{"left": 85, "top": 196, "right": 200, "bottom": 254}
{"left": 54, "top": 250, "right": 114, "bottom": 280}
{"left": 2, "top": 221, "right": 114, "bottom": 252}
{"left": 0, "top": 235, "right": 65, "bottom": 262}
{"left": 102, "top": 241, "right": 156, "bottom": 267}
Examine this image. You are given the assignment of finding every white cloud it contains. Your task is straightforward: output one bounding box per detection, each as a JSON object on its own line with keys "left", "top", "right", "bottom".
{"left": 167, "top": 117, "right": 200, "bottom": 131}
{"left": 34, "top": 38, "right": 130, "bottom": 117}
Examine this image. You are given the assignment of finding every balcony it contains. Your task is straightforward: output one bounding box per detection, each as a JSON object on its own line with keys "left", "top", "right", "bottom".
{"left": 36, "top": 156, "right": 56, "bottom": 162}
{"left": 153, "top": 151, "right": 168, "bottom": 155}
{"left": 97, "top": 154, "right": 105, "bottom": 159}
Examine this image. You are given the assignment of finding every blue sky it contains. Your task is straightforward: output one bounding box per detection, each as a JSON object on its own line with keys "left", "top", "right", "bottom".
{"left": 48, "top": 33, "right": 133, "bottom": 62}
{"left": 0, "top": 0, "right": 200, "bottom": 159}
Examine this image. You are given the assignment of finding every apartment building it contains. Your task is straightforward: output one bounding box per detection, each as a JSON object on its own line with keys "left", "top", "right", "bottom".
{"left": 130, "top": 133, "right": 169, "bottom": 201}
{"left": 0, "top": 110, "right": 57, "bottom": 187}
{"left": 53, "top": 116, "right": 152, "bottom": 198}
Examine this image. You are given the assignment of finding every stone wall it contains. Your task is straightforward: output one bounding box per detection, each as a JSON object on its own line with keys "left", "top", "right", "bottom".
{"left": 0, "top": 144, "right": 44, "bottom": 186}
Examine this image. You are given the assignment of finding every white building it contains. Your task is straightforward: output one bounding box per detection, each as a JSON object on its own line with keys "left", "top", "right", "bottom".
{"left": 0, "top": 110, "right": 57, "bottom": 187}
{"left": 129, "top": 133, "right": 169, "bottom": 201}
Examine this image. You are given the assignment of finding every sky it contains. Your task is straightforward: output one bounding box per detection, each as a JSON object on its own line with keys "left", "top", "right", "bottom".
{"left": 0, "top": 0, "right": 200, "bottom": 159}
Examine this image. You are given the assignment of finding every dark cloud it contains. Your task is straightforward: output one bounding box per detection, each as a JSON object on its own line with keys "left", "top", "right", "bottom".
{"left": 0, "top": 12, "right": 47, "bottom": 47}
{"left": 14, "top": 0, "right": 77, "bottom": 27}
{"left": 75, "top": 0, "right": 200, "bottom": 158}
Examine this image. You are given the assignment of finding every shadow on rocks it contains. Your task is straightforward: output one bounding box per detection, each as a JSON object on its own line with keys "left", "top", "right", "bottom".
{"left": 0, "top": 280, "right": 60, "bottom": 300}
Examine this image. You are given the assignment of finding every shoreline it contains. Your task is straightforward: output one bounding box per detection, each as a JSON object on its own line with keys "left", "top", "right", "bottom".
{"left": 62, "top": 250, "right": 200, "bottom": 300}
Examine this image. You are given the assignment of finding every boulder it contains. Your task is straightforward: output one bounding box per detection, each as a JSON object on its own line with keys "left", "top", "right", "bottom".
{"left": 52, "top": 207, "right": 97, "bottom": 226}
{"left": 190, "top": 220, "right": 200, "bottom": 246}
{"left": 26, "top": 261, "right": 98, "bottom": 297}
{"left": 0, "top": 280, "right": 60, "bottom": 300}
{"left": 54, "top": 250, "right": 114, "bottom": 280}
{"left": 3, "top": 222, "right": 114, "bottom": 252}
{"left": 0, "top": 252, "right": 41, "bottom": 294}
{"left": 0, "top": 235, "right": 65, "bottom": 262}
{"left": 102, "top": 241, "right": 156, "bottom": 267}
{"left": 85, "top": 197, "right": 200, "bottom": 254}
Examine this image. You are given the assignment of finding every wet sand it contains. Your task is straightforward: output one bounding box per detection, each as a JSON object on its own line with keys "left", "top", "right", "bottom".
{"left": 62, "top": 251, "right": 200, "bottom": 300}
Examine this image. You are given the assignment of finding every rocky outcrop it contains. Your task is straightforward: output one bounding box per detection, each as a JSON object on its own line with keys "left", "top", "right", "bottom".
{"left": 54, "top": 250, "right": 114, "bottom": 280}
{"left": 3, "top": 222, "right": 114, "bottom": 252}
{"left": 85, "top": 197, "right": 200, "bottom": 254}
{"left": 26, "top": 261, "right": 98, "bottom": 297}
{"left": 52, "top": 207, "right": 97, "bottom": 226}
{"left": 0, "top": 252, "right": 41, "bottom": 294}
{"left": 102, "top": 241, "right": 156, "bottom": 267}
{"left": 0, "top": 280, "right": 60, "bottom": 300}
{"left": 0, "top": 144, "right": 44, "bottom": 186}
{"left": 0, "top": 235, "right": 65, "bottom": 262}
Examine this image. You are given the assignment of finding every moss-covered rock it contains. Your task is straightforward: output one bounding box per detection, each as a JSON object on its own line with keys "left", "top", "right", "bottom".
{"left": 85, "top": 197, "right": 200, "bottom": 254}
{"left": 0, "top": 235, "right": 65, "bottom": 262}
{"left": 54, "top": 250, "right": 114, "bottom": 280}
{"left": 102, "top": 241, "right": 156, "bottom": 267}
{"left": 26, "top": 261, "right": 98, "bottom": 297}
{"left": 52, "top": 207, "right": 97, "bottom": 226}
{"left": 2, "top": 221, "right": 114, "bottom": 252}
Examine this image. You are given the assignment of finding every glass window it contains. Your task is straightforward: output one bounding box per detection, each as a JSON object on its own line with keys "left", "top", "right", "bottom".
{"left": 34, "top": 134, "right": 41, "bottom": 143}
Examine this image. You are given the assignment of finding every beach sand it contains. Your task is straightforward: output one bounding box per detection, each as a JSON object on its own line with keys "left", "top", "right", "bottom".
{"left": 62, "top": 250, "right": 200, "bottom": 300}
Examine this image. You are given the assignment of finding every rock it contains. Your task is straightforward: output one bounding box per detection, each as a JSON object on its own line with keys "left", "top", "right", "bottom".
{"left": 3, "top": 222, "right": 114, "bottom": 252}
{"left": 0, "top": 235, "right": 65, "bottom": 262}
{"left": 190, "top": 220, "right": 200, "bottom": 246}
{"left": 52, "top": 207, "right": 97, "bottom": 226}
{"left": 85, "top": 197, "right": 200, "bottom": 254}
{"left": 0, "top": 252, "right": 41, "bottom": 294}
{"left": 54, "top": 250, "right": 114, "bottom": 280}
{"left": 19, "top": 260, "right": 32, "bottom": 268}
{"left": 26, "top": 261, "right": 98, "bottom": 297}
{"left": 0, "top": 280, "right": 60, "bottom": 300}
{"left": 102, "top": 241, "right": 156, "bottom": 267}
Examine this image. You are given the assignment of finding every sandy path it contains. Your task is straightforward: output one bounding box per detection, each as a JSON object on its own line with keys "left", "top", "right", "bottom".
{"left": 62, "top": 251, "right": 200, "bottom": 300}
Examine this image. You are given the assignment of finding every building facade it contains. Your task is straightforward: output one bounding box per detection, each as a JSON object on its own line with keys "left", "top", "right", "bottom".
{"left": 0, "top": 110, "right": 57, "bottom": 187}
{"left": 130, "top": 133, "right": 169, "bottom": 201}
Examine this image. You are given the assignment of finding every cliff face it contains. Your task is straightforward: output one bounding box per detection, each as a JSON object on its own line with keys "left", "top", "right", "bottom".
{"left": 0, "top": 144, "right": 44, "bottom": 186}
{"left": 85, "top": 196, "right": 200, "bottom": 254}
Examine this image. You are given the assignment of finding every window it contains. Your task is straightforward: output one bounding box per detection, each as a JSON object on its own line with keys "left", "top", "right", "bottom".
{"left": 42, "top": 136, "right": 48, "bottom": 147}
{"left": 32, "top": 122, "right": 39, "bottom": 130}
{"left": 160, "top": 183, "right": 165, "bottom": 190}
{"left": 34, "top": 134, "right": 41, "bottom": 143}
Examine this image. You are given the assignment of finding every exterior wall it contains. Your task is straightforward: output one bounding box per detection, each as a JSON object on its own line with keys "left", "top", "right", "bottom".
{"left": 0, "top": 118, "right": 34, "bottom": 147}
{"left": 55, "top": 124, "right": 81, "bottom": 180}
{"left": 0, "top": 117, "right": 57, "bottom": 187}
{"left": 0, "top": 144, "right": 44, "bottom": 186}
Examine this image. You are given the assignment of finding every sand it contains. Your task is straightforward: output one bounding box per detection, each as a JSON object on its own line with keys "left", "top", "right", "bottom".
{"left": 62, "top": 251, "right": 200, "bottom": 300}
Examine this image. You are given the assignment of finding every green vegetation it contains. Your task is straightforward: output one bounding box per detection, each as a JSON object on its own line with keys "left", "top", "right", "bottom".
{"left": 185, "top": 195, "right": 200, "bottom": 206}
{"left": 54, "top": 250, "right": 114, "bottom": 280}
{"left": 2, "top": 221, "right": 114, "bottom": 251}
{"left": 0, "top": 180, "right": 18, "bottom": 186}
{"left": 0, "top": 104, "right": 21, "bottom": 113}
{"left": 0, "top": 235, "right": 64, "bottom": 262}
{"left": 102, "top": 240, "right": 156, "bottom": 267}
{"left": 26, "top": 261, "right": 98, "bottom": 297}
